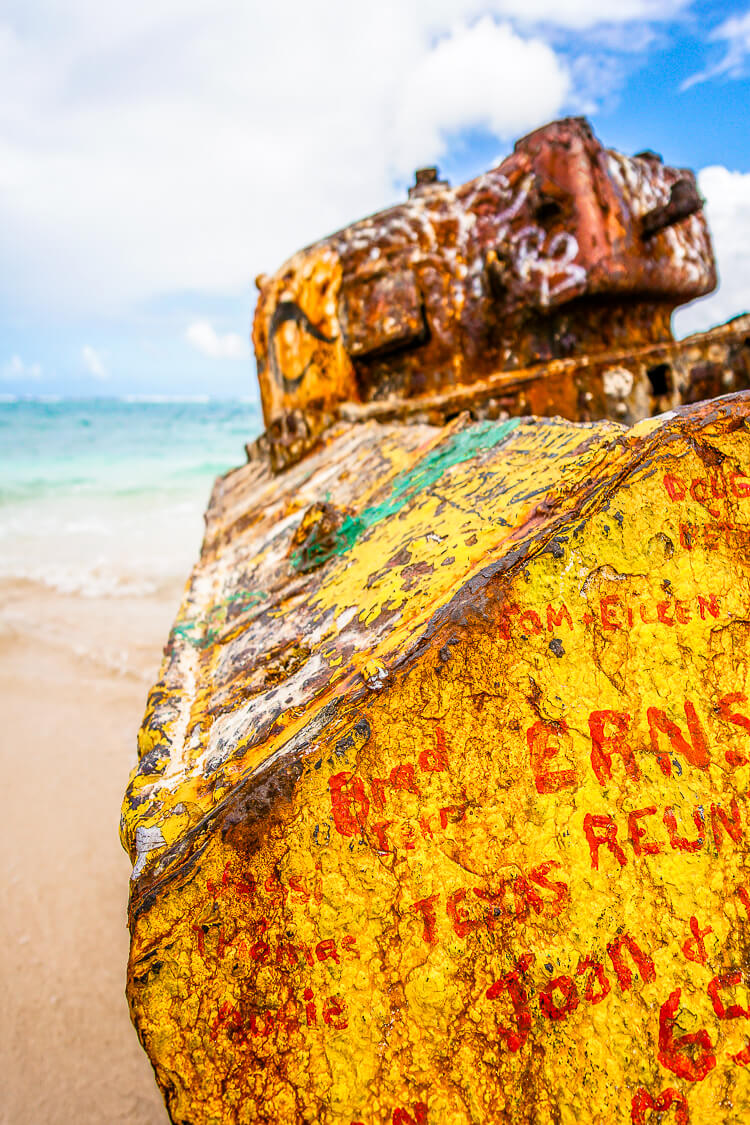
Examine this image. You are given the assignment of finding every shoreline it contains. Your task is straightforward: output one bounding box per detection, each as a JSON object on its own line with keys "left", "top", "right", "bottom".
{"left": 0, "top": 577, "right": 177, "bottom": 1124}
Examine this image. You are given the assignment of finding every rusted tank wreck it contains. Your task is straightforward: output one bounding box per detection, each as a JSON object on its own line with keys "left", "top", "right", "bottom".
{"left": 123, "top": 118, "right": 750, "bottom": 1125}
{"left": 252, "top": 116, "right": 748, "bottom": 469}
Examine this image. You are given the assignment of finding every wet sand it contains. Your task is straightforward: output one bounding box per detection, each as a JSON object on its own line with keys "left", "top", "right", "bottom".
{"left": 0, "top": 579, "right": 180, "bottom": 1125}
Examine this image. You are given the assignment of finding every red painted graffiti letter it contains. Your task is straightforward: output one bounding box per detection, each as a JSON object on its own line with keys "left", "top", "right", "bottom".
{"left": 411, "top": 895, "right": 439, "bottom": 945}
{"left": 546, "top": 603, "right": 573, "bottom": 631}
{"left": 539, "top": 975, "right": 579, "bottom": 1021}
{"left": 710, "top": 799, "right": 743, "bottom": 850}
{"left": 664, "top": 806, "right": 704, "bottom": 853}
{"left": 589, "top": 711, "right": 638, "bottom": 784}
{"left": 631, "top": 1087, "right": 689, "bottom": 1125}
{"left": 647, "top": 702, "right": 709, "bottom": 776}
{"left": 486, "top": 953, "right": 535, "bottom": 1053}
{"left": 682, "top": 916, "right": 712, "bottom": 966}
{"left": 708, "top": 970, "right": 748, "bottom": 1020}
{"left": 718, "top": 692, "right": 750, "bottom": 766}
{"left": 583, "top": 813, "right": 627, "bottom": 870}
{"left": 419, "top": 726, "right": 449, "bottom": 771}
{"left": 663, "top": 473, "right": 686, "bottom": 501}
{"left": 628, "top": 806, "right": 662, "bottom": 856}
{"left": 527, "top": 718, "right": 576, "bottom": 795}
{"left": 576, "top": 956, "right": 611, "bottom": 1005}
{"left": 328, "top": 772, "right": 369, "bottom": 837}
{"left": 658, "top": 987, "right": 716, "bottom": 1082}
{"left": 607, "top": 933, "right": 656, "bottom": 992}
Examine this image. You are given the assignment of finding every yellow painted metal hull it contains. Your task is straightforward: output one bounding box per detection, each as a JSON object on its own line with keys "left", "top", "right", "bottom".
{"left": 124, "top": 394, "right": 750, "bottom": 1124}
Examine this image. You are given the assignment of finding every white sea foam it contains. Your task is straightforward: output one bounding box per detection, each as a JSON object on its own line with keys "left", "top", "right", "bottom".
{"left": 120, "top": 393, "right": 211, "bottom": 404}
{"left": 4, "top": 562, "right": 161, "bottom": 598}
{"left": 1, "top": 397, "right": 261, "bottom": 600}
{"left": 0, "top": 480, "right": 203, "bottom": 596}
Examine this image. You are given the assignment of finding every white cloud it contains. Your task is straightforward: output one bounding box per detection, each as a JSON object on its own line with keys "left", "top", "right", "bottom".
{"left": 673, "top": 165, "right": 750, "bottom": 336}
{"left": 2, "top": 354, "right": 42, "bottom": 380}
{"left": 682, "top": 10, "right": 750, "bottom": 90}
{"left": 490, "top": 0, "right": 689, "bottom": 29}
{"left": 393, "top": 19, "right": 570, "bottom": 171}
{"left": 81, "top": 344, "right": 107, "bottom": 378}
{"left": 0, "top": 0, "right": 691, "bottom": 321}
{"left": 186, "top": 320, "right": 248, "bottom": 360}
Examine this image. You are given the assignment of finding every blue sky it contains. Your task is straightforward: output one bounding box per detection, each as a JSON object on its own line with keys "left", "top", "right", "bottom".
{"left": 2, "top": 0, "right": 750, "bottom": 399}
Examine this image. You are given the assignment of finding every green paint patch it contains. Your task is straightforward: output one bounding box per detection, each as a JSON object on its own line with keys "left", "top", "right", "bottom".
{"left": 173, "top": 589, "right": 268, "bottom": 648}
{"left": 291, "top": 417, "right": 522, "bottom": 572}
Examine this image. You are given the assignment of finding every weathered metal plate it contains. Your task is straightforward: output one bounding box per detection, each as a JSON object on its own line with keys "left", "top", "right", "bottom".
{"left": 339, "top": 269, "right": 426, "bottom": 359}
{"left": 123, "top": 393, "right": 750, "bottom": 1124}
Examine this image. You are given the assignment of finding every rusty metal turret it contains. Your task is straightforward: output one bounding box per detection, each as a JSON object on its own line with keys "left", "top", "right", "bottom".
{"left": 249, "top": 117, "right": 750, "bottom": 471}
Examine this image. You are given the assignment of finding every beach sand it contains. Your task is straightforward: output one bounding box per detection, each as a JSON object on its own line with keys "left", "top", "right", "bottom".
{"left": 0, "top": 577, "right": 180, "bottom": 1125}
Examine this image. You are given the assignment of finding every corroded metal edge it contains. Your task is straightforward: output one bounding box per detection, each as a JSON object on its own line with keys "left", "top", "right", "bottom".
{"left": 247, "top": 316, "right": 750, "bottom": 473}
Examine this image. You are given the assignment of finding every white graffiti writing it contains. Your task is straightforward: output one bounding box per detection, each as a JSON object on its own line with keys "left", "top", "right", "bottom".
{"left": 512, "top": 225, "right": 587, "bottom": 308}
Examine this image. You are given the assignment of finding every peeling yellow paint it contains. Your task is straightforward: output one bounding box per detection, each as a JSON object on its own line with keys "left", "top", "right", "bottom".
{"left": 124, "top": 396, "right": 750, "bottom": 1124}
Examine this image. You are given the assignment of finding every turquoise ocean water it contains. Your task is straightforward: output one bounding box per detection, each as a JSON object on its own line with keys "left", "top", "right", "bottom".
{"left": 0, "top": 398, "right": 262, "bottom": 596}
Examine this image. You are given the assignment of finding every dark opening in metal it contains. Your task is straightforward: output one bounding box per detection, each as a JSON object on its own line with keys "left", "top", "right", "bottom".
{"left": 647, "top": 363, "right": 671, "bottom": 396}
{"left": 535, "top": 199, "right": 563, "bottom": 223}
